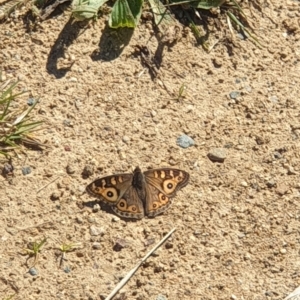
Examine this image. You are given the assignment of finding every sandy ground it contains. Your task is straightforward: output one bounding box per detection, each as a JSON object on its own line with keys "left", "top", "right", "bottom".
{"left": 1, "top": 1, "right": 300, "bottom": 299}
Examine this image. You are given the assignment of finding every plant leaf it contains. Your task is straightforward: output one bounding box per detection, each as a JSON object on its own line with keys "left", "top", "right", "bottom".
{"left": 109, "top": 0, "right": 143, "bottom": 28}
{"left": 148, "top": 0, "right": 174, "bottom": 27}
{"left": 72, "top": 0, "right": 108, "bottom": 21}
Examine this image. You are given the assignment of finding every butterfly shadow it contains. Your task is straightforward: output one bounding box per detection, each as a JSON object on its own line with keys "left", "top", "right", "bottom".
{"left": 81, "top": 200, "right": 140, "bottom": 222}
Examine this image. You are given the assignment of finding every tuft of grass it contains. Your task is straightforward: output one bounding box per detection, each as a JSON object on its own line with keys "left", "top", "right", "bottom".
{"left": 151, "top": 0, "right": 261, "bottom": 49}
{"left": 58, "top": 242, "right": 83, "bottom": 267}
{"left": 23, "top": 237, "right": 47, "bottom": 267}
{"left": 0, "top": 80, "right": 44, "bottom": 156}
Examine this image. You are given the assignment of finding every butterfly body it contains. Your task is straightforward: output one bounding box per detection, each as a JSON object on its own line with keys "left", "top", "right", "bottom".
{"left": 86, "top": 166, "right": 189, "bottom": 219}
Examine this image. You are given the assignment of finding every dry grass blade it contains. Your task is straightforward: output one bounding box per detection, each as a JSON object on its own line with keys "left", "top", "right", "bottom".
{"left": 284, "top": 286, "right": 300, "bottom": 300}
{"left": 0, "top": 0, "right": 24, "bottom": 21}
{"left": 105, "top": 228, "right": 176, "bottom": 300}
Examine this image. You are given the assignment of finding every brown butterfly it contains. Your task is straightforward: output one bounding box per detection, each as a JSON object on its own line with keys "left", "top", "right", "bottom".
{"left": 86, "top": 166, "right": 190, "bottom": 219}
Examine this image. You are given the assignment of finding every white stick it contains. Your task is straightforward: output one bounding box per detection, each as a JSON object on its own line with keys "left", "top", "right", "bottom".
{"left": 105, "top": 227, "right": 176, "bottom": 300}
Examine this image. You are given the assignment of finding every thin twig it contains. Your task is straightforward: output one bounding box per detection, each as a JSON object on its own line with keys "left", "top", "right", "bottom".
{"left": 105, "top": 227, "right": 176, "bottom": 300}
{"left": 284, "top": 286, "right": 300, "bottom": 300}
{"left": 36, "top": 175, "right": 61, "bottom": 193}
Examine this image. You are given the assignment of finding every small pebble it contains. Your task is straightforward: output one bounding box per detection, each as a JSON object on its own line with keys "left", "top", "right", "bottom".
{"left": 231, "top": 295, "right": 237, "bottom": 300}
{"left": 22, "top": 166, "right": 31, "bottom": 175}
{"left": 276, "top": 183, "right": 289, "bottom": 196}
{"left": 207, "top": 148, "right": 227, "bottom": 162}
{"left": 64, "top": 266, "right": 71, "bottom": 273}
{"left": 244, "top": 85, "right": 252, "bottom": 93}
{"left": 144, "top": 238, "right": 155, "bottom": 247}
{"left": 151, "top": 110, "right": 157, "bottom": 117}
{"left": 240, "top": 181, "right": 248, "bottom": 187}
{"left": 165, "top": 242, "right": 173, "bottom": 249}
{"left": 119, "top": 151, "right": 126, "bottom": 160}
{"left": 92, "top": 204, "right": 101, "bottom": 212}
{"left": 66, "top": 165, "right": 75, "bottom": 175}
{"left": 27, "top": 98, "right": 36, "bottom": 106}
{"left": 87, "top": 216, "right": 95, "bottom": 223}
{"left": 179, "top": 249, "right": 186, "bottom": 255}
{"left": 176, "top": 134, "right": 195, "bottom": 148}
{"left": 273, "top": 152, "right": 282, "bottom": 159}
{"left": 111, "top": 216, "right": 120, "bottom": 222}
{"left": 122, "top": 135, "right": 130, "bottom": 143}
{"left": 63, "top": 119, "right": 71, "bottom": 127}
{"left": 90, "top": 225, "right": 105, "bottom": 236}
{"left": 92, "top": 242, "right": 101, "bottom": 250}
{"left": 113, "top": 239, "right": 127, "bottom": 251}
{"left": 168, "top": 158, "right": 177, "bottom": 166}
{"left": 287, "top": 166, "right": 297, "bottom": 175}
{"left": 29, "top": 267, "right": 38, "bottom": 276}
{"left": 269, "top": 95, "right": 278, "bottom": 103}
{"left": 82, "top": 165, "right": 94, "bottom": 177}
{"left": 266, "top": 179, "right": 276, "bottom": 188}
{"left": 50, "top": 192, "right": 60, "bottom": 201}
{"left": 244, "top": 253, "right": 251, "bottom": 260}
{"left": 64, "top": 145, "right": 71, "bottom": 151}
{"left": 76, "top": 216, "right": 83, "bottom": 224}
{"left": 280, "top": 248, "right": 287, "bottom": 254}
{"left": 237, "top": 33, "right": 245, "bottom": 40}
{"left": 229, "top": 91, "right": 240, "bottom": 99}
{"left": 69, "top": 77, "right": 78, "bottom": 82}
{"left": 2, "top": 163, "right": 14, "bottom": 176}
{"left": 186, "top": 105, "right": 194, "bottom": 112}
{"left": 76, "top": 252, "right": 84, "bottom": 258}
{"left": 78, "top": 185, "right": 86, "bottom": 193}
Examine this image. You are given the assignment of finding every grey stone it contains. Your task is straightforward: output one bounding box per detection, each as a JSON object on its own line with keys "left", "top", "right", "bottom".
{"left": 207, "top": 148, "right": 227, "bottom": 162}
{"left": 176, "top": 134, "right": 195, "bottom": 148}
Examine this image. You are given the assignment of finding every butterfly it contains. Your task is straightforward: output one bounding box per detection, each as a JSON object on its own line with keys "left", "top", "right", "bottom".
{"left": 86, "top": 166, "right": 190, "bottom": 219}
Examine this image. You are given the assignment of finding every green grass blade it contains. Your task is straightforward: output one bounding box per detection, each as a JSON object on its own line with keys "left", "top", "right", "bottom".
{"left": 193, "top": 0, "right": 226, "bottom": 9}
{"left": 227, "top": 11, "right": 262, "bottom": 47}
{"left": 165, "top": 0, "right": 226, "bottom": 8}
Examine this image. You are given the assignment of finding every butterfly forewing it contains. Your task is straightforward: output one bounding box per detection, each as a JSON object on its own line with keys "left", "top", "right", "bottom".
{"left": 144, "top": 168, "right": 190, "bottom": 197}
{"left": 143, "top": 168, "right": 190, "bottom": 217}
{"left": 86, "top": 173, "right": 133, "bottom": 204}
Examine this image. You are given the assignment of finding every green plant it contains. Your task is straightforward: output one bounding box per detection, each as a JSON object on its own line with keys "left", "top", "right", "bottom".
{"left": 158, "top": 0, "right": 260, "bottom": 47}
{"left": 176, "top": 83, "right": 187, "bottom": 101}
{"left": 0, "top": 80, "right": 44, "bottom": 156}
{"left": 58, "top": 242, "right": 82, "bottom": 266}
{"left": 24, "top": 237, "right": 47, "bottom": 267}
